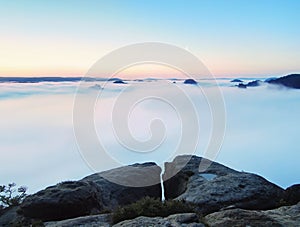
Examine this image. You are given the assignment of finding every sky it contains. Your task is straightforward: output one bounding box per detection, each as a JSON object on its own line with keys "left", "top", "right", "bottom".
{"left": 0, "top": 0, "right": 300, "bottom": 78}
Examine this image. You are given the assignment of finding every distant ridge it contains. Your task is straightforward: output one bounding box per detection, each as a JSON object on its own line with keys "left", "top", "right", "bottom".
{"left": 0, "top": 77, "right": 121, "bottom": 83}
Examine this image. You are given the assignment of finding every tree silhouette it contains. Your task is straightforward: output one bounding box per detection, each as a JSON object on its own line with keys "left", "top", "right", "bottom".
{"left": 0, "top": 183, "right": 27, "bottom": 209}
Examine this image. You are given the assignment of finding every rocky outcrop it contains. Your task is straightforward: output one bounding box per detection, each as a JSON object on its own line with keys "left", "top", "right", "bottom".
{"left": 113, "top": 79, "right": 127, "bottom": 84}
{"left": 80, "top": 163, "right": 162, "bottom": 209}
{"left": 163, "top": 155, "right": 285, "bottom": 215}
{"left": 205, "top": 202, "right": 300, "bottom": 227}
{"left": 246, "top": 80, "right": 261, "bottom": 87}
{"left": 237, "top": 83, "right": 247, "bottom": 88}
{"left": 20, "top": 181, "right": 103, "bottom": 221}
{"left": 184, "top": 79, "right": 197, "bottom": 85}
{"left": 19, "top": 163, "right": 162, "bottom": 221}
{"left": 1, "top": 155, "right": 298, "bottom": 226}
{"left": 113, "top": 213, "right": 205, "bottom": 227}
{"left": 237, "top": 80, "right": 262, "bottom": 88}
{"left": 268, "top": 74, "right": 300, "bottom": 89}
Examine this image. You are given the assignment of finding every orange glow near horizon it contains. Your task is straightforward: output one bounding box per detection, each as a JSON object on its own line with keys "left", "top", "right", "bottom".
{"left": 114, "top": 63, "right": 188, "bottom": 79}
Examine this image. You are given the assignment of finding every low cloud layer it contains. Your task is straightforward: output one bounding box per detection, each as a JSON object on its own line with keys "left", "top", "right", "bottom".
{"left": 0, "top": 80, "right": 299, "bottom": 193}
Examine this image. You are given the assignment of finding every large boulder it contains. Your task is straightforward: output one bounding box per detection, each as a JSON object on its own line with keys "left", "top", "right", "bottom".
{"left": 19, "top": 163, "right": 162, "bottom": 221}
{"left": 205, "top": 202, "right": 300, "bottom": 227}
{"left": 20, "top": 181, "right": 103, "bottom": 221}
{"left": 163, "top": 156, "right": 285, "bottom": 215}
{"left": 268, "top": 74, "right": 300, "bottom": 89}
{"left": 80, "top": 163, "right": 162, "bottom": 209}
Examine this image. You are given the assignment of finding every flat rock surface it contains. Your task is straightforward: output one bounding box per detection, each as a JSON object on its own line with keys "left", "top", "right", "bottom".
{"left": 113, "top": 213, "right": 205, "bottom": 227}
{"left": 205, "top": 202, "right": 300, "bottom": 227}
{"left": 45, "top": 213, "right": 111, "bottom": 227}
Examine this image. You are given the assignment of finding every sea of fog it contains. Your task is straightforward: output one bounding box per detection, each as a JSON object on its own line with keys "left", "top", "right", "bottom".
{"left": 0, "top": 78, "right": 299, "bottom": 193}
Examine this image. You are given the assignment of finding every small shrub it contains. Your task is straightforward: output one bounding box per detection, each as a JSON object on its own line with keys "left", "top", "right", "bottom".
{"left": 0, "top": 183, "right": 27, "bottom": 208}
{"left": 112, "top": 196, "right": 195, "bottom": 224}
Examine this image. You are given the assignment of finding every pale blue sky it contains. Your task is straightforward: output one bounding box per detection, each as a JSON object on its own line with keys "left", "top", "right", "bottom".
{"left": 0, "top": 0, "right": 299, "bottom": 77}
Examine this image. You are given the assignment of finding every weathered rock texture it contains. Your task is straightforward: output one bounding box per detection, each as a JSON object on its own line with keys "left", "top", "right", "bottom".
{"left": 163, "top": 155, "right": 285, "bottom": 215}
{"left": 19, "top": 163, "right": 162, "bottom": 221}
{"left": 205, "top": 202, "right": 300, "bottom": 227}
{"left": 113, "top": 213, "right": 205, "bottom": 227}
{"left": 1, "top": 155, "right": 298, "bottom": 226}
{"left": 45, "top": 213, "right": 111, "bottom": 227}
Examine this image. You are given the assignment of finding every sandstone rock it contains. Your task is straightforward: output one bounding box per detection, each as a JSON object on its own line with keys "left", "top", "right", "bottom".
{"left": 113, "top": 216, "right": 170, "bottom": 227}
{"left": 45, "top": 213, "right": 111, "bottom": 227}
{"left": 205, "top": 202, "right": 300, "bottom": 227}
{"left": 19, "top": 163, "right": 161, "bottom": 221}
{"left": 163, "top": 155, "right": 285, "bottom": 215}
{"left": 113, "top": 213, "right": 205, "bottom": 227}
{"left": 80, "top": 163, "right": 162, "bottom": 209}
{"left": 205, "top": 208, "right": 282, "bottom": 226}
{"left": 263, "top": 202, "right": 300, "bottom": 226}
{"left": 20, "top": 181, "right": 103, "bottom": 221}
{"left": 3, "top": 155, "right": 295, "bottom": 225}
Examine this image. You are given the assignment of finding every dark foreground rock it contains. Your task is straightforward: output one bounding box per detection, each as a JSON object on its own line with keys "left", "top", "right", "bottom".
{"left": 18, "top": 163, "right": 161, "bottom": 222}
{"left": 1, "top": 155, "right": 298, "bottom": 226}
{"left": 268, "top": 74, "right": 300, "bottom": 89}
{"left": 20, "top": 181, "right": 103, "bottom": 221}
{"left": 163, "top": 155, "right": 285, "bottom": 215}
